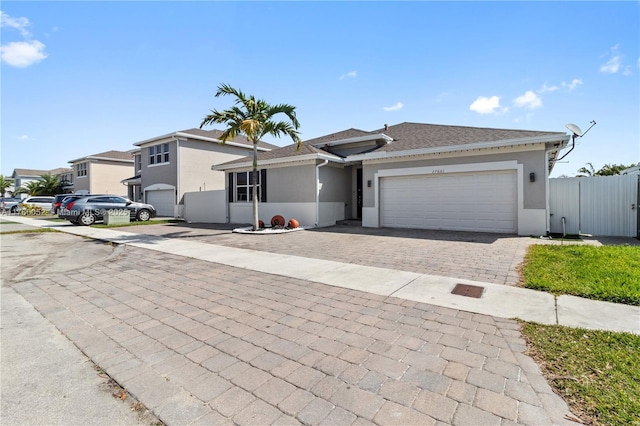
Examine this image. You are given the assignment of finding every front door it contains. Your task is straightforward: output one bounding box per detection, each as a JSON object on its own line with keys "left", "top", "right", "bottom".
{"left": 356, "top": 168, "right": 362, "bottom": 219}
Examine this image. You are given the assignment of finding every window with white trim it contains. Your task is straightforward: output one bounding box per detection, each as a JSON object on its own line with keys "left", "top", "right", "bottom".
{"left": 229, "top": 170, "right": 267, "bottom": 202}
{"left": 149, "top": 143, "right": 169, "bottom": 165}
{"left": 135, "top": 154, "right": 142, "bottom": 172}
{"left": 77, "top": 163, "right": 87, "bottom": 177}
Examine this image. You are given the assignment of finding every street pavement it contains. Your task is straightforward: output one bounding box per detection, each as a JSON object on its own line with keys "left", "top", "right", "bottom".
{"left": 0, "top": 228, "right": 160, "bottom": 426}
{"left": 2, "top": 216, "right": 638, "bottom": 425}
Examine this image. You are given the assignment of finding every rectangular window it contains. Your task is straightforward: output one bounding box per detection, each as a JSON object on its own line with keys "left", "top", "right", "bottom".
{"left": 135, "top": 154, "right": 142, "bottom": 172}
{"left": 77, "top": 163, "right": 87, "bottom": 177}
{"left": 148, "top": 143, "right": 169, "bottom": 165}
{"left": 233, "top": 170, "right": 266, "bottom": 202}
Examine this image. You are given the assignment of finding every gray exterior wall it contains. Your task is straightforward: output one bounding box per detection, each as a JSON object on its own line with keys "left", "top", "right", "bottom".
{"left": 264, "top": 163, "right": 317, "bottom": 203}
{"left": 140, "top": 141, "right": 178, "bottom": 193}
{"left": 362, "top": 149, "right": 547, "bottom": 209}
{"left": 319, "top": 164, "right": 351, "bottom": 203}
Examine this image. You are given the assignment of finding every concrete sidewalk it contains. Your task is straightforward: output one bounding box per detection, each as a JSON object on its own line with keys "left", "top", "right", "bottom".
{"left": 4, "top": 216, "right": 638, "bottom": 335}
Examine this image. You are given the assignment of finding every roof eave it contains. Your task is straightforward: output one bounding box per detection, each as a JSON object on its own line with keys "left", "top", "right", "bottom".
{"left": 133, "top": 131, "right": 272, "bottom": 152}
{"left": 68, "top": 156, "right": 134, "bottom": 164}
{"left": 347, "top": 134, "right": 570, "bottom": 161}
{"left": 311, "top": 133, "right": 393, "bottom": 148}
{"left": 212, "top": 153, "right": 344, "bottom": 171}
{"left": 173, "top": 132, "right": 272, "bottom": 152}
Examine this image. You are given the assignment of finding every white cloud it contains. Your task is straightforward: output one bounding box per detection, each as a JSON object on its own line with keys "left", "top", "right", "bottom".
{"left": 599, "top": 44, "right": 632, "bottom": 75}
{"left": 0, "top": 11, "right": 47, "bottom": 67}
{"left": 0, "top": 11, "right": 31, "bottom": 37}
{"left": 339, "top": 70, "right": 357, "bottom": 80}
{"left": 383, "top": 102, "right": 403, "bottom": 112}
{"left": 514, "top": 91, "right": 542, "bottom": 109}
{"left": 17, "top": 135, "right": 29, "bottom": 140}
{"left": 1, "top": 40, "right": 47, "bottom": 67}
{"left": 600, "top": 55, "right": 621, "bottom": 74}
{"left": 538, "top": 83, "right": 558, "bottom": 93}
{"left": 469, "top": 96, "right": 502, "bottom": 114}
{"left": 562, "top": 79, "right": 583, "bottom": 90}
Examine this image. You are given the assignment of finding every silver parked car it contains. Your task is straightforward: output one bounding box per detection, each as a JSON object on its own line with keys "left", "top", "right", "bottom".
{"left": 58, "top": 195, "right": 156, "bottom": 225}
{"left": 0, "top": 197, "right": 22, "bottom": 213}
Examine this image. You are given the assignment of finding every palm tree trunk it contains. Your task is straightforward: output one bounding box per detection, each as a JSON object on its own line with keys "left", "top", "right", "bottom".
{"left": 252, "top": 142, "right": 259, "bottom": 231}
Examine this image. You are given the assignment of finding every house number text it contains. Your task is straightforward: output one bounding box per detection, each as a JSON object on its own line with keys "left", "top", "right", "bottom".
{"left": 432, "top": 169, "right": 445, "bottom": 174}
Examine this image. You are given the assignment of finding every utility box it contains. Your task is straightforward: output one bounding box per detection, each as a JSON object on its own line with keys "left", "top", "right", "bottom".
{"left": 104, "top": 211, "right": 130, "bottom": 225}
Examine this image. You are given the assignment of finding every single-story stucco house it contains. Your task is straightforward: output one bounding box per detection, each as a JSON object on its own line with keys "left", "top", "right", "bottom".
{"left": 213, "top": 122, "right": 571, "bottom": 235}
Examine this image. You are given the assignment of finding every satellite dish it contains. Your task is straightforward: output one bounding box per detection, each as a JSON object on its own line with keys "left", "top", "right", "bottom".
{"left": 565, "top": 123, "right": 583, "bottom": 137}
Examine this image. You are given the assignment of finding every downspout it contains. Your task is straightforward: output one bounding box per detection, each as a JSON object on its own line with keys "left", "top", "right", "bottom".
{"left": 315, "top": 159, "right": 329, "bottom": 227}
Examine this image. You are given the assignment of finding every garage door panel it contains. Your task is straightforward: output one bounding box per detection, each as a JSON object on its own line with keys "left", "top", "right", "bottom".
{"left": 380, "top": 171, "right": 516, "bottom": 233}
{"left": 146, "top": 189, "right": 175, "bottom": 217}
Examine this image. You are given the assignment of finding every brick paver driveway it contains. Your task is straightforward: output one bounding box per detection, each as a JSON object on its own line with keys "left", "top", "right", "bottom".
{"left": 14, "top": 245, "right": 575, "bottom": 425}
{"left": 121, "top": 223, "right": 538, "bottom": 285}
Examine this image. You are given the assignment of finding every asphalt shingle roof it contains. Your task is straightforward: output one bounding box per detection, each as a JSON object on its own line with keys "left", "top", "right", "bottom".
{"left": 216, "top": 122, "right": 566, "bottom": 168}
{"left": 13, "top": 169, "right": 51, "bottom": 177}
{"left": 12, "top": 168, "right": 72, "bottom": 177}
{"left": 368, "top": 122, "right": 565, "bottom": 153}
{"left": 67, "top": 150, "right": 134, "bottom": 164}
{"left": 89, "top": 150, "right": 135, "bottom": 160}
{"left": 218, "top": 143, "right": 333, "bottom": 167}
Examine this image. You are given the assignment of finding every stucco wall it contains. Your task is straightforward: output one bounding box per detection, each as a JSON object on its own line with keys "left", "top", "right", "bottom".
{"left": 178, "top": 139, "right": 253, "bottom": 203}
{"left": 265, "top": 163, "right": 317, "bottom": 203}
{"left": 362, "top": 148, "right": 547, "bottom": 209}
{"left": 89, "top": 161, "right": 132, "bottom": 196}
{"left": 318, "top": 164, "right": 351, "bottom": 203}
{"left": 73, "top": 174, "right": 90, "bottom": 193}
{"left": 184, "top": 189, "right": 227, "bottom": 223}
{"left": 140, "top": 142, "right": 178, "bottom": 199}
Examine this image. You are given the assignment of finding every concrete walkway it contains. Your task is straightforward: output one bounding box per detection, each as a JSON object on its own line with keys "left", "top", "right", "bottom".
{"left": 4, "top": 216, "right": 638, "bottom": 336}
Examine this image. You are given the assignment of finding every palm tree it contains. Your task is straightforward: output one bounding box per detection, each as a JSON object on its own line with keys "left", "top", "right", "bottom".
{"left": 0, "top": 175, "right": 13, "bottom": 197}
{"left": 577, "top": 162, "right": 595, "bottom": 177}
{"left": 37, "top": 173, "right": 63, "bottom": 195}
{"left": 200, "top": 83, "right": 302, "bottom": 230}
{"left": 15, "top": 180, "right": 43, "bottom": 196}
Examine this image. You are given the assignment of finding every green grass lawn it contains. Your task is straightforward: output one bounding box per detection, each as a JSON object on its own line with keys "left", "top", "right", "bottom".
{"left": 92, "top": 219, "right": 182, "bottom": 228}
{"left": 521, "top": 245, "right": 640, "bottom": 306}
{"left": 0, "top": 228, "right": 60, "bottom": 235}
{"left": 522, "top": 323, "right": 640, "bottom": 426}
{"left": 521, "top": 243, "right": 640, "bottom": 425}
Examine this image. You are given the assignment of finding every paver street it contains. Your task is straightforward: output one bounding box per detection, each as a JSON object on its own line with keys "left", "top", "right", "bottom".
{"left": 6, "top": 232, "right": 578, "bottom": 425}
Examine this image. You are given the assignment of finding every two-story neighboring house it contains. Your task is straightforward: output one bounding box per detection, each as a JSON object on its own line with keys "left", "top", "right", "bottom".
{"left": 68, "top": 150, "right": 134, "bottom": 196}
{"left": 11, "top": 168, "right": 49, "bottom": 192}
{"left": 123, "top": 128, "right": 277, "bottom": 217}
{"left": 11, "top": 167, "right": 73, "bottom": 195}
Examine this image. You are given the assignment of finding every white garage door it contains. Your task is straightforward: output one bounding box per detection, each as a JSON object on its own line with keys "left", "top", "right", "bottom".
{"left": 146, "top": 189, "right": 175, "bottom": 217}
{"left": 380, "top": 171, "right": 517, "bottom": 233}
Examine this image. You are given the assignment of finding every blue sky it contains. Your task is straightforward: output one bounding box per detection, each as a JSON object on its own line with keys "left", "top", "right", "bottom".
{"left": 2, "top": 1, "right": 638, "bottom": 178}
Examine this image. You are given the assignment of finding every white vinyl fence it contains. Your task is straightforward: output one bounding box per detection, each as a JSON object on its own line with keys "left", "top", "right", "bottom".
{"left": 549, "top": 174, "right": 639, "bottom": 237}
{"left": 183, "top": 190, "right": 226, "bottom": 223}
